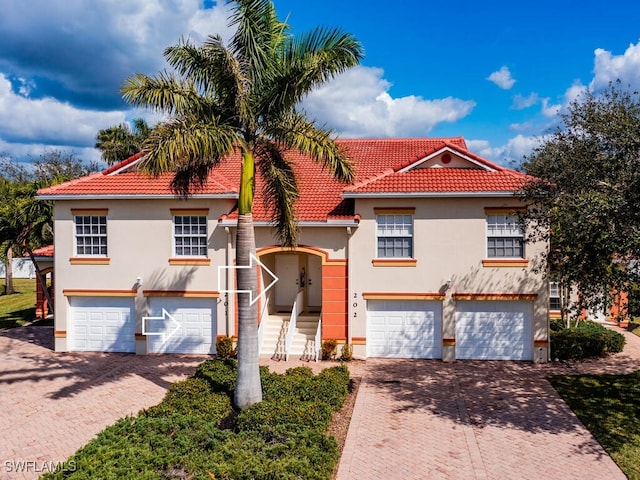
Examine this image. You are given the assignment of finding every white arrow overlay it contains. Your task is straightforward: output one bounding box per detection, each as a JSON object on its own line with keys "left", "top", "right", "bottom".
{"left": 218, "top": 253, "right": 278, "bottom": 305}
{"left": 142, "top": 308, "right": 181, "bottom": 343}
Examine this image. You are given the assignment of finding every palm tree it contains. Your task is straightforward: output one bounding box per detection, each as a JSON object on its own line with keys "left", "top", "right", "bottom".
{"left": 95, "top": 118, "right": 151, "bottom": 165}
{"left": 121, "top": 0, "right": 363, "bottom": 409}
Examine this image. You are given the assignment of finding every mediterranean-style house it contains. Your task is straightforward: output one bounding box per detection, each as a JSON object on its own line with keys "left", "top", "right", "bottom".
{"left": 37, "top": 137, "right": 550, "bottom": 362}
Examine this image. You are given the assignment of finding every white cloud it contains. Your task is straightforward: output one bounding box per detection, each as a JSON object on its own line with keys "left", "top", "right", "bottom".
{"left": 487, "top": 66, "right": 516, "bottom": 90}
{"left": 590, "top": 40, "right": 640, "bottom": 91}
{"left": 541, "top": 97, "right": 562, "bottom": 118}
{"left": 511, "top": 93, "right": 539, "bottom": 110}
{"left": 0, "top": 73, "right": 125, "bottom": 149}
{"left": 303, "top": 66, "right": 476, "bottom": 138}
{"left": 468, "top": 135, "right": 547, "bottom": 166}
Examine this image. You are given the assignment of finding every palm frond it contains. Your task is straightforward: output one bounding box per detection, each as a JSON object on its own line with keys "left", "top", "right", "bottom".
{"left": 121, "top": 72, "right": 199, "bottom": 116}
{"left": 258, "top": 27, "right": 363, "bottom": 113}
{"left": 266, "top": 112, "right": 354, "bottom": 183}
{"left": 139, "top": 118, "right": 238, "bottom": 196}
{"left": 229, "top": 0, "right": 287, "bottom": 82}
{"left": 255, "top": 140, "right": 299, "bottom": 246}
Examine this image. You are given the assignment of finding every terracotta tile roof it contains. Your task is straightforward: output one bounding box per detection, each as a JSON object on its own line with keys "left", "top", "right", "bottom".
{"left": 37, "top": 170, "right": 237, "bottom": 196}
{"left": 31, "top": 245, "right": 54, "bottom": 257}
{"left": 37, "top": 137, "right": 528, "bottom": 222}
{"left": 343, "top": 168, "right": 528, "bottom": 195}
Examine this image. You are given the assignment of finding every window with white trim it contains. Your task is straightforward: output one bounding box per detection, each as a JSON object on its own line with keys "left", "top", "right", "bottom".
{"left": 74, "top": 215, "right": 107, "bottom": 256}
{"left": 376, "top": 214, "right": 413, "bottom": 258}
{"left": 486, "top": 214, "right": 524, "bottom": 258}
{"left": 173, "top": 215, "right": 208, "bottom": 257}
{"left": 549, "top": 282, "right": 561, "bottom": 310}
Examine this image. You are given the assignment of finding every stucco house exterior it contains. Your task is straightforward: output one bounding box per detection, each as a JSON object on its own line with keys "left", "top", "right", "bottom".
{"left": 37, "top": 137, "right": 550, "bottom": 362}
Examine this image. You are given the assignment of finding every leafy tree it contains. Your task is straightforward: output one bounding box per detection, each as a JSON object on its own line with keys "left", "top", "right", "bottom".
{"left": 519, "top": 82, "right": 640, "bottom": 318}
{"left": 121, "top": 0, "right": 362, "bottom": 408}
{"left": 0, "top": 152, "right": 99, "bottom": 300}
{"left": 95, "top": 118, "right": 151, "bottom": 165}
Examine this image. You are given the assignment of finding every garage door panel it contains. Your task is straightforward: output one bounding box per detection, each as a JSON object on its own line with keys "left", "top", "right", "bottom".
{"left": 455, "top": 301, "right": 532, "bottom": 360}
{"left": 147, "top": 298, "right": 216, "bottom": 354}
{"left": 69, "top": 298, "right": 135, "bottom": 353}
{"left": 367, "top": 300, "right": 442, "bottom": 359}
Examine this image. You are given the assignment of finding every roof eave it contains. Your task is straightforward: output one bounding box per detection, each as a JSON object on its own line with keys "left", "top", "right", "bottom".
{"left": 218, "top": 219, "right": 360, "bottom": 227}
{"left": 341, "top": 191, "right": 519, "bottom": 199}
{"left": 36, "top": 193, "right": 239, "bottom": 201}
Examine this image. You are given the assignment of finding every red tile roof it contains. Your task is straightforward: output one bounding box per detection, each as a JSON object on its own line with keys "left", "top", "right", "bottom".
{"left": 37, "top": 138, "right": 528, "bottom": 222}
{"left": 31, "top": 245, "right": 54, "bottom": 257}
{"left": 37, "top": 171, "right": 237, "bottom": 196}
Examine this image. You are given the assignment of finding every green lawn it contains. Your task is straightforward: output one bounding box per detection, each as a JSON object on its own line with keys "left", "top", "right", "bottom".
{"left": 549, "top": 371, "right": 640, "bottom": 480}
{"left": 629, "top": 321, "right": 640, "bottom": 338}
{"left": 0, "top": 278, "right": 37, "bottom": 331}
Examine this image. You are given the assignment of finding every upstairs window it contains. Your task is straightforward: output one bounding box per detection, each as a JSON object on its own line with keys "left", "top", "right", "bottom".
{"left": 486, "top": 213, "right": 524, "bottom": 258}
{"left": 74, "top": 215, "right": 107, "bottom": 256}
{"left": 174, "top": 215, "right": 208, "bottom": 257}
{"left": 549, "top": 282, "right": 561, "bottom": 310}
{"left": 376, "top": 214, "right": 413, "bottom": 258}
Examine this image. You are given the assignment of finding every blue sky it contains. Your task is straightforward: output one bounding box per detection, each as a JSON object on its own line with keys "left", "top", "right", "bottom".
{"left": 0, "top": 0, "right": 639, "bottom": 167}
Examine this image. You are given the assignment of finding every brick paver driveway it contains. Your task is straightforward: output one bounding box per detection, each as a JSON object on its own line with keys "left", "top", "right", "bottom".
{"left": 0, "top": 326, "right": 205, "bottom": 480}
{"left": 2, "top": 324, "right": 639, "bottom": 480}
{"left": 336, "top": 327, "right": 640, "bottom": 480}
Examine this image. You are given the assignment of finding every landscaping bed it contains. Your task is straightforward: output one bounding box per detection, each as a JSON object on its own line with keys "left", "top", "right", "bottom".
{"left": 43, "top": 359, "right": 355, "bottom": 480}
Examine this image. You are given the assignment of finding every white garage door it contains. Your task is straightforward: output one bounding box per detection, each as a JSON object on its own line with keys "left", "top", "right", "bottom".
{"left": 455, "top": 301, "right": 533, "bottom": 360}
{"left": 147, "top": 297, "right": 216, "bottom": 354}
{"left": 367, "top": 300, "right": 442, "bottom": 358}
{"left": 69, "top": 297, "right": 135, "bottom": 352}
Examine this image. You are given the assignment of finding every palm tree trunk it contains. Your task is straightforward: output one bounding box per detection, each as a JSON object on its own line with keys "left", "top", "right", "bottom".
{"left": 234, "top": 214, "right": 262, "bottom": 409}
{"left": 234, "top": 148, "right": 262, "bottom": 409}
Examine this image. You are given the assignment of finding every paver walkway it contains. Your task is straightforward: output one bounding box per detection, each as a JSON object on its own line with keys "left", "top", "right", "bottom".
{"left": 0, "top": 326, "right": 205, "bottom": 480}
{"left": 1, "top": 324, "right": 639, "bottom": 480}
{"left": 336, "top": 326, "right": 640, "bottom": 480}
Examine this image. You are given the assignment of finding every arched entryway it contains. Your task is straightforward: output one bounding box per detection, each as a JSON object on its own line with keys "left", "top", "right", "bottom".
{"left": 255, "top": 246, "right": 348, "bottom": 359}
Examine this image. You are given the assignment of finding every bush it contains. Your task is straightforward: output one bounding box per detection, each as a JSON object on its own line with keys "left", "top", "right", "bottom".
{"left": 216, "top": 336, "right": 236, "bottom": 359}
{"left": 144, "top": 377, "right": 233, "bottom": 423}
{"left": 261, "top": 364, "right": 350, "bottom": 409}
{"left": 340, "top": 343, "right": 353, "bottom": 361}
{"left": 551, "top": 321, "right": 625, "bottom": 360}
{"left": 194, "top": 358, "right": 238, "bottom": 395}
{"left": 321, "top": 339, "right": 338, "bottom": 360}
{"left": 236, "top": 399, "right": 333, "bottom": 433}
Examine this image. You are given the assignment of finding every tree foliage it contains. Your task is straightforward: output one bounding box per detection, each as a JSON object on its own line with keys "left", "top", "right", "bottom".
{"left": 120, "top": 0, "right": 362, "bottom": 409}
{"left": 0, "top": 151, "right": 100, "bottom": 295}
{"left": 519, "top": 82, "right": 640, "bottom": 314}
{"left": 95, "top": 118, "right": 151, "bottom": 165}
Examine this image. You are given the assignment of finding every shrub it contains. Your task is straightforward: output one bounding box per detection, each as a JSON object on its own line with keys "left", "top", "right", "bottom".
{"left": 236, "top": 399, "right": 334, "bottom": 433}
{"left": 551, "top": 321, "right": 625, "bottom": 360}
{"left": 215, "top": 336, "right": 236, "bottom": 359}
{"left": 194, "top": 358, "right": 238, "bottom": 395}
{"left": 321, "top": 339, "right": 338, "bottom": 360}
{"left": 144, "top": 377, "right": 233, "bottom": 423}
{"left": 340, "top": 343, "right": 353, "bottom": 361}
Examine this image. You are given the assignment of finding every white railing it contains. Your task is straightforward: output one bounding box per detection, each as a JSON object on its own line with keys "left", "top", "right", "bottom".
{"left": 285, "top": 289, "right": 304, "bottom": 361}
{"left": 314, "top": 314, "right": 322, "bottom": 362}
{"left": 258, "top": 293, "right": 270, "bottom": 354}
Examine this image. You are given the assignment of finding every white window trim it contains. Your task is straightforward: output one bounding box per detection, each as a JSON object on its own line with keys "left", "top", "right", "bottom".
{"left": 74, "top": 215, "right": 108, "bottom": 257}
{"left": 375, "top": 213, "right": 414, "bottom": 259}
{"left": 486, "top": 213, "right": 525, "bottom": 259}
{"left": 173, "top": 215, "right": 209, "bottom": 258}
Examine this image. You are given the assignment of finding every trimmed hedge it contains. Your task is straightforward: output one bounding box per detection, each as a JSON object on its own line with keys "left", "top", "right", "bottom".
{"left": 551, "top": 321, "right": 625, "bottom": 360}
{"left": 43, "top": 358, "right": 350, "bottom": 480}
